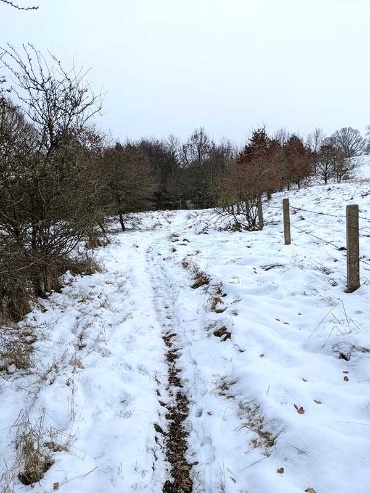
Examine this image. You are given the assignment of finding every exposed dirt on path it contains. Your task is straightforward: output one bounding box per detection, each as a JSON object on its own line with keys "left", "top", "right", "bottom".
{"left": 162, "top": 334, "right": 193, "bottom": 493}
{"left": 146, "top": 242, "right": 194, "bottom": 492}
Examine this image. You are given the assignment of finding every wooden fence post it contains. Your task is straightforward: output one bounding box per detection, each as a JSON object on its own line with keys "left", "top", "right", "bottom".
{"left": 257, "top": 195, "right": 264, "bottom": 230}
{"left": 346, "top": 204, "right": 360, "bottom": 293}
{"left": 283, "top": 198, "right": 291, "bottom": 245}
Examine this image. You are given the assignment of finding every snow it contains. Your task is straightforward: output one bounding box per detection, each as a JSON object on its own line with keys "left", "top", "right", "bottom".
{"left": 1, "top": 176, "right": 370, "bottom": 492}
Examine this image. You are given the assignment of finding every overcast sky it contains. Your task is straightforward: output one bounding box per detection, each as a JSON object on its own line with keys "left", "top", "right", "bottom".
{"left": 1, "top": 0, "right": 370, "bottom": 144}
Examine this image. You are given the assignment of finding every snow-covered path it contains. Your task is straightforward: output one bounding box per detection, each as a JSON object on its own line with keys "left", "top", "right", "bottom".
{"left": 2, "top": 182, "right": 370, "bottom": 493}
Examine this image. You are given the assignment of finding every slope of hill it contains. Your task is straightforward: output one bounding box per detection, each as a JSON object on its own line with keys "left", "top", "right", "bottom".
{"left": 1, "top": 177, "right": 370, "bottom": 493}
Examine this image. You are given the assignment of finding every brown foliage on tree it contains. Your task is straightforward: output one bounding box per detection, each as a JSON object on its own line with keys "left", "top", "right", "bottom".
{"left": 282, "top": 134, "right": 313, "bottom": 189}
{"left": 217, "top": 128, "right": 281, "bottom": 230}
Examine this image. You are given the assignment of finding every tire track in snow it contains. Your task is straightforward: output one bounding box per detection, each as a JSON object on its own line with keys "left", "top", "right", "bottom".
{"left": 146, "top": 241, "right": 194, "bottom": 493}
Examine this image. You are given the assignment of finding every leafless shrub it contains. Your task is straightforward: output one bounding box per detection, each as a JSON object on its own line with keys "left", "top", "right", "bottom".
{"left": 0, "top": 46, "right": 105, "bottom": 310}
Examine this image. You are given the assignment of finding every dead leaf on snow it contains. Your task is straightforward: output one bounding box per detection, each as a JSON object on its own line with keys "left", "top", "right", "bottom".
{"left": 344, "top": 376, "right": 349, "bottom": 382}
{"left": 294, "top": 404, "right": 305, "bottom": 414}
{"left": 305, "top": 488, "right": 317, "bottom": 493}
{"left": 314, "top": 399, "right": 322, "bottom": 404}
{"left": 302, "top": 378, "right": 308, "bottom": 382}
{"left": 260, "top": 353, "right": 265, "bottom": 357}
{"left": 277, "top": 467, "right": 285, "bottom": 474}
{"left": 53, "top": 483, "right": 59, "bottom": 491}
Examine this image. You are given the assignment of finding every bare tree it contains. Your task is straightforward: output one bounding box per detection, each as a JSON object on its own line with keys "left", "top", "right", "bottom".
{"left": 180, "top": 127, "right": 215, "bottom": 167}
{"left": 330, "top": 127, "right": 365, "bottom": 158}
{"left": 180, "top": 128, "right": 235, "bottom": 209}
{"left": 100, "top": 142, "right": 155, "bottom": 231}
{"left": 364, "top": 126, "right": 370, "bottom": 154}
{"left": 1, "top": 44, "right": 102, "bottom": 154}
{"left": 316, "top": 138, "right": 353, "bottom": 184}
{"left": 273, "top": 127, "right": 291, "bottom": 146}
{"left": 138, "top": 138, "right": 181, "bottom": 210}
{"left": 306, "top": 128, "right": 325, "bottom": 154}
{"left": 316, "top": 141, "right": 336, "bottom": 184}
{"left": 306, "top": 127, "right": 325, "bottom": 174}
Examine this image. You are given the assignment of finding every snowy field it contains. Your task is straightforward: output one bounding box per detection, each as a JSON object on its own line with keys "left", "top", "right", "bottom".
{"left": 1, "top": 176, "right": 370, "bottom": 493}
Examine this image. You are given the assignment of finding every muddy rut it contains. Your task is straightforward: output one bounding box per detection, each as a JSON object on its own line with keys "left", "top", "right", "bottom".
{"left": 147, "top": 244, "right": 194, "bottom": 493}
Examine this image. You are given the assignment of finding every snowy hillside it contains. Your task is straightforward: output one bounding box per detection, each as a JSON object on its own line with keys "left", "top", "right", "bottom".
{"left": 1, "top": 177, "right": 370, "bottom": 493}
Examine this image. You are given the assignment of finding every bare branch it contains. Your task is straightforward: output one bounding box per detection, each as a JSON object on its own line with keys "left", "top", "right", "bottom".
{"left": 1, "top": 43, "right": 103, "bottom": 154}
{"left": 0, "top": 0, "right": 38, "bottom": 10}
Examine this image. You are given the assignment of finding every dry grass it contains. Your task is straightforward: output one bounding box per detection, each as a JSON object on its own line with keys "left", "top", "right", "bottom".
{"left": 14, "top": 413, "right": 53, "bottom": 485}
{"left": 190, "top": 264, "right": 210, "bottom": 290}
{"left": 204, "top": 280, "right": 228, "bottom": 314}
{"left": 213, "top": 325, "right": 231, "bottom": 341}
{"left": 0, "top": 462, "right": 17, "bottom": 493}
{"left": 13, "top": 411, "right": 71, "bottom": 486}
{"left": 191, "top": 270, "right": 210, "bottom": 289}
{"left": 85, "top": 229, "right": 110, "bottom": 250}
{"left": 236, "top": 401, "right": 279, "bottom": 454}
{"left": 57, "top": 254, "right": 101, "bottom": 280}
{"left": 212, "top": 376, "right": 236, "bottom": 399}
{"left": 207, "top": 321, "right": 232, "bottom": 341}
{"left": 181, "top": 258, "right": 211, "bottom": 289}
{"left": 206, "top": 295, "right": 226, "bottom": 314}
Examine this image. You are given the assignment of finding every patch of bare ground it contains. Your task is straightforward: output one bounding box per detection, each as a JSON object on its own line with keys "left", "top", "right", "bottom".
{"left": 162, "top": 333, "right": 193, "bottom": 493}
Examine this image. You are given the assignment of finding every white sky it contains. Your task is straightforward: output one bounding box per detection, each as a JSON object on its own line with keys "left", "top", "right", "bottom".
{"left": 1, "top": 0, "right": 370, "bottom": 144}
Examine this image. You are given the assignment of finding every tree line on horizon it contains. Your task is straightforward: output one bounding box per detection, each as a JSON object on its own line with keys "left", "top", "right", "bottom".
{"left": 0, "top": 44, "right": 368, "bottom": 322}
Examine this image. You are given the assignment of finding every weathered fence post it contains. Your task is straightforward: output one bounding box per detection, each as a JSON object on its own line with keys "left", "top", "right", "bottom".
{"left": 346, "top": 204, "right": 360, "bottom": 293}
{"left": 257, "top": 195, "right": 264, "bottom": 230}
{"left": 283, "top": 198, "right": 291, "bottom": 245}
